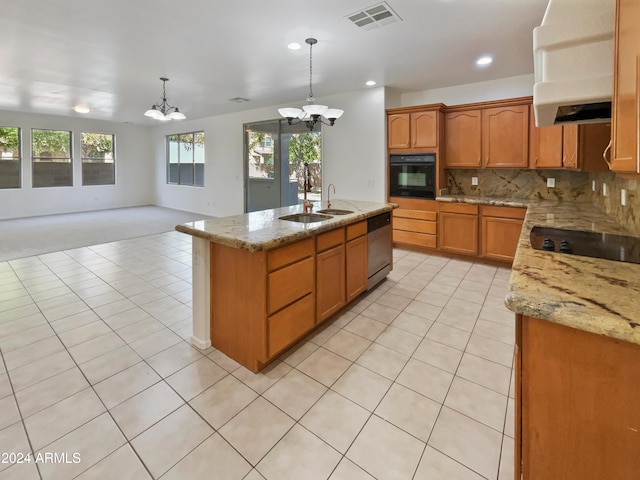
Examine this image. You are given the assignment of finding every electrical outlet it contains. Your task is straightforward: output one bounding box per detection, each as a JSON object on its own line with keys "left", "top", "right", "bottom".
{"left": 547, "top": 177, "right": 555, "bottom": 188}
{"left": 592, "top": 180, "right": 596, "bottom": 191}
{"left": 471, "top": 176, "right": 478, "bottom": 186}
{"left": 621, "top": 189, "right": 627, "bottom": 206}
{"left": 603, "top": 183, "right": 607, "bottom": 196}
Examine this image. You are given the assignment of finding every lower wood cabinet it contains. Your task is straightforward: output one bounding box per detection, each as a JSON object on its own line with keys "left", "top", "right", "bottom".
{"left": 438, "top": 203, "right": 479, "bottom": 255}
{"left": 390, "top": 197, "right": 438, "bottom": 249}
{"left": 209, "top": 221, "right": 377, "bottom": 373}
{"left": 480, "top": 206, "right": 525, "bottom": 262}
{"left": 346, "top": 221, "right": 367, "bottom": 302}
{"left": 316, "top": 229, "right": 346, "bottom": 323}
{"left": 516, "top": 315, "right": 640, "bottom": 479}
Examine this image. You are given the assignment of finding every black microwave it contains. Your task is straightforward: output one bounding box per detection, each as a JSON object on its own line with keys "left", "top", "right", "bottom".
{"left": 389, "top": 154, "right": 436, "bottom": 199}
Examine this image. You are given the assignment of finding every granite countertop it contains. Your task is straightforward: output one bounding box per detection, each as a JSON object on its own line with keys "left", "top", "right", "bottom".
{"left": 436, "top": 194, "right": 528, "bottom": 208}
{"left": 175, "top": 199, "right": 393, "bottom": 252}
{"left": 505, "top": 200, "right": 640, "bottom": 345}
{"left": 440, "top": 195, "right": 640, "bottom": 345}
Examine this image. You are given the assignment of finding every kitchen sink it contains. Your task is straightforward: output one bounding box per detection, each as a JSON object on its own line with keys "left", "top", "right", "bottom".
{"left": 279, "top": 213, "right": 333, "bottom": 223}
{"left": 316, "top": 209, "right": 353, "bottom": 215}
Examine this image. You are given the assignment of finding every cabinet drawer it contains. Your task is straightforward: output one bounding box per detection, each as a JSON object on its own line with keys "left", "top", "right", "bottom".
{"left": 316, "top": 228, "right": 345, "bottom": 252}
{"left": 346, "top": 221, "right": 367, "bottom": 241}
{"left": 394, "top": 217, "right": 437, "bottom": 235}
{"left": 268, "top": 257, "right": 314, "bottom": 314}
{"left": 481, "top": 205, "right": 526, "bottom": 220}
{"left": 439, "top": 202, "right": 479, "bottom": 215}
{"left": 393, "top": 230, "right": 437, "bottom": 249}
{"left": 268, "top": 293, "right": 314, "bottom": 357}
{"left": 394, "top": 208, "right": 437, "bottom": 221}
{"left": 267, "top": 238, "right": 314, "bottom": 272}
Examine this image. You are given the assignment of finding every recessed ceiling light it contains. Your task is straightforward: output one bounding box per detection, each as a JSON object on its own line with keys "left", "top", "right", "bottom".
{"left": 288, "top": 42, "right": 301, "bottom": 50}
{"left": 74, "top": 105, "right": 90, "bottom": 113}
{"left": 476, "top": 56, "right": 493, "bottom": 66}
{"left": 366, "top": 80, "right": 377, "bottom": 86}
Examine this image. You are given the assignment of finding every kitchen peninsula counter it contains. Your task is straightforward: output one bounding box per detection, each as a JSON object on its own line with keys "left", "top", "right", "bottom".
{"left": 176, "top": 199, "right": 393, "bottom": 252}
{"left": 176, "top": 199, "right": 394, "bottom": 370}
{"left": 437, "top": 194, "right": 640, "bottom": 345}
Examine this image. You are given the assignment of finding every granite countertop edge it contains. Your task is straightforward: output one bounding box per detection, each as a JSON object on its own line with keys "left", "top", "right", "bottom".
{"left": 175, "top": 200, "right": 395, "bottom": 253}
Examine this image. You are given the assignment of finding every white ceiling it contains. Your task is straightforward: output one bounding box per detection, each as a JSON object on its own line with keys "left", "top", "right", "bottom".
{"left": 2, "top": 0, "right": 548, "bottom": 125}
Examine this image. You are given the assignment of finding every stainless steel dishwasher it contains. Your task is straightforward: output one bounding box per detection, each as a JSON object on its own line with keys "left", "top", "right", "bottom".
{"left": 367, "top": 211, "right": 392, "bottom": 289}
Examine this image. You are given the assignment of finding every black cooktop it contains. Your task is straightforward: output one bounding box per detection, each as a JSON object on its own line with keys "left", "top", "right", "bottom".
{"left": 530, "top": 226, "right": 640, "bottom": 264}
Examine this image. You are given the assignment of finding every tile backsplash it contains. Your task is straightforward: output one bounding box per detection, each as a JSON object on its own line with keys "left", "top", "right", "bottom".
{"left": 447, "top": 169, "right": 640, "bottom": 235}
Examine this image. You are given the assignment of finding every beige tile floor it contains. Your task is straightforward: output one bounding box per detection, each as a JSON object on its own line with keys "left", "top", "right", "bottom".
{"left": 0, "top": 232, "right": 516, "bottom": 480}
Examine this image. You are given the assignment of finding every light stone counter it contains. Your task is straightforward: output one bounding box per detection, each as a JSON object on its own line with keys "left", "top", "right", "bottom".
{"left": 176, "top": 199, "right": 394, "bottom": 252}
{"left": 437, "top": 195, "right": 640, "bottom": 346}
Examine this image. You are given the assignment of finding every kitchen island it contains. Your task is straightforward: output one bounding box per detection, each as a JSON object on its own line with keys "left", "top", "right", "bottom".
{"left": 503, "top": 200, "right": 640, "bottom": 480}
{"left": 176, "top": 199, "right": 394, "bottom": 372}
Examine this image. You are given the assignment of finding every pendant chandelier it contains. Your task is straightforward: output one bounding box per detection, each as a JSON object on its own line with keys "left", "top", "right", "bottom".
{"left": 278, "top": 38, "right": 344, "bottom": 131}
{"left": 144, "top": 77, "right": 186, "bottom": 121}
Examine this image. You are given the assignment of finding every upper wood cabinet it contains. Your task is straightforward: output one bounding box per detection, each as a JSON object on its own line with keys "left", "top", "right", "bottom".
{"left": 529, "top": 105, "right": 611, "bottom": 172}
{"left": 482, "top": 105, "right": 529, "bottom": 168}
{"left": 445, "top": 103, "right": 529, "bottom": 168}
{"left": 529, "top": 106, "right": 563, "bottom": 168}
{"left": 610, "top": 0, "right": 640, "bottom": 173}
{"left": 388, "top": 111, "right": 439, "bottom": 150}
{"left": 563, "top": 123, "right": 611, "bottom": 172}
{"left": 445, "top": 110, "right": 482, "bottom": 167}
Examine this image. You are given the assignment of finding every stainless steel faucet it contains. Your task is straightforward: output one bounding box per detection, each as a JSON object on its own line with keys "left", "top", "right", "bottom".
{"left": 303, "top": 163, "right": 313, "bottom": 213}
{"left": 327, "top": 183, "right": 335, "bottom": 208}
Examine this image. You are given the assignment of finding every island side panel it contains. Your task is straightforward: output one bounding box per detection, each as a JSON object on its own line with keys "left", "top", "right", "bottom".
{"left": 191, "top": 236, "right": 211, "bottom": 349}
{"left": 210, "top": 242, "right": 267, "bottom": 372}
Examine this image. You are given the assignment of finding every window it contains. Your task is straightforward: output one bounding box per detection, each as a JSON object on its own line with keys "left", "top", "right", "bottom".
{"left": 167, "top": 131, "right": 205, "bottom": 186}
{"left": 32, "top": 129, "right": 72, "bottom": 187}
{"left": 0, "top": 126, "right": 21, "bottom": 189}
{"left": 81, "top": 132, "right": 115, "bottom": 185}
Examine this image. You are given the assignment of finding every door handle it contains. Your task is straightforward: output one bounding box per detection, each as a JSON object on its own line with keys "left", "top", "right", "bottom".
{"left": 602, "top": 140, "right": 613, "bottom": 169}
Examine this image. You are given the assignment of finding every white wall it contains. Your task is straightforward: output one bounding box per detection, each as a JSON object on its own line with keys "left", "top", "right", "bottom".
{"left": 0, "top": 110, "right": 154, "bottom": 220}
{"left": 399, "top": 74, "right": 535, "bottom": 107}
{"left": 151, "top": 87, "right": 388, "bottom": 217}
{"left": 1, "top": 76, "right": 536, "bottom": 220}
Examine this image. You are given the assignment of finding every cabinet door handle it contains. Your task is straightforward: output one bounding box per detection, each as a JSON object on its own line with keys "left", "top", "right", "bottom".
{"left": 602, "top": 139, "right": 613, "bottom": 169}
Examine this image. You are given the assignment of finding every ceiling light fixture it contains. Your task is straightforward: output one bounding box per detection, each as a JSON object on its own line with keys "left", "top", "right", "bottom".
{"left": 366, "top": 80, "right": 377, "bottom": 86}
{"left": 288, "top": 42, "right": 301, "bottom": 50}
{"left": 74, "top": 105, "right": 90, "bottom": 113}
{"left": 278, "top": 38, "right": 344, "bottom": 131}
{"left": 476, "top": 56, "right": 493, "bottom": 66}
{"left": 144, "top": 77, "right": 186, "bottom": 121}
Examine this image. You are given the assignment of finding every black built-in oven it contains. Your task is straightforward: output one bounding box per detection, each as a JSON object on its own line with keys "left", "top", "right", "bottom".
{"left": 389, "top": 153, "right": 436, "bottom": 199}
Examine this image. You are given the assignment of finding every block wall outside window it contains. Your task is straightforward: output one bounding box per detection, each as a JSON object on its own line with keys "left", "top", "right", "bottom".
{"left": 32, "top": 129, "right": 72, "bottom": 188}
{"left": 82, "top": 132, "right": 115, "bottom": 186}
{"left": 0, "top": 126, "right": 21, "bottom": 189}
{"left": 167, "top": 131, "right": 205, "bottom": 187}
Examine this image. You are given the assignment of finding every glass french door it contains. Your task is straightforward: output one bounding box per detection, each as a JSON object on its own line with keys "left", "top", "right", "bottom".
{"left": 245, "top": 119, "right": 321, "bottom": 213}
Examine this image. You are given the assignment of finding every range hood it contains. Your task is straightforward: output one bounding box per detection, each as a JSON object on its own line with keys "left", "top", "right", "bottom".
{"left": 533, "top": 0, "right": 615, "bottom": 126}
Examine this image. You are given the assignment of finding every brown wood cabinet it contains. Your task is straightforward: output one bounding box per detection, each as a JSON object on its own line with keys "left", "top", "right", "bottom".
{"left": 444, "top": 110, "right": 482, "bottom": 167}
{"left": 345, "top": 221, "right": 367, "bottom": 303}
{"left": 208, "top": 217, "right": 381, "bottom": 372}
{"left": 529, "top": 103, "right": 611, "bottom": 172}
{"left": 482, "top": 105, "right": 529, "bottom": 168}
{"left": 438, "top": 203, "right": 479, "bottom": 255}
{"left": 610, "top": 0, "right": 640, "bottom": 173}
{"left": 516, "top": 315, "right": 640, "bottom": 479}
{"left": 316, "top": 229, "right": 346, "bottom": 322}
{"left": 445, "top": 103, "right": 529, "bottom": 168}
{"left": 390, "top": 197, "right": 438, "bottom": 249}
{"left": 388, "top": 110, "right": 440, "bottom": 151}
{"left": 480, "top": 206, "right": 525, "bottom": 262}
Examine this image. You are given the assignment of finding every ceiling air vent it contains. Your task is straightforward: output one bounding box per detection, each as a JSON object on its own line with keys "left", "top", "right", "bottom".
{"left": 229, "top": 97, "right": 250, "bottom": 103}
{"left": 346, "top": 2, "right": 402, "bottom": 30}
